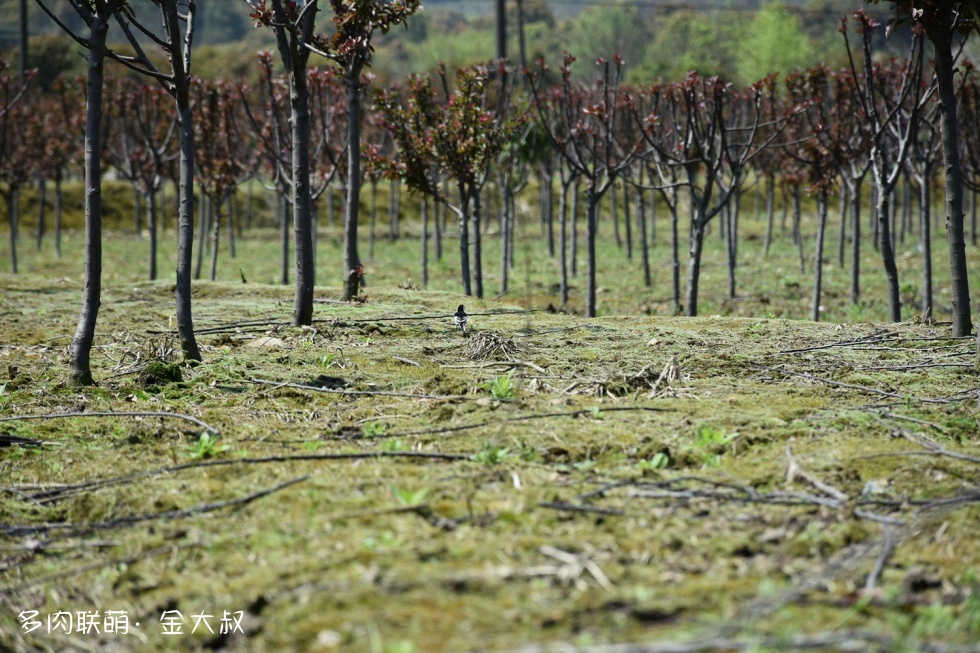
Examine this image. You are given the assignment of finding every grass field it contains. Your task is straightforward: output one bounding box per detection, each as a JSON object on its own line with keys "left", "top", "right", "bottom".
{"left": 1, "top": 183, "right": 979, "bottom": 652}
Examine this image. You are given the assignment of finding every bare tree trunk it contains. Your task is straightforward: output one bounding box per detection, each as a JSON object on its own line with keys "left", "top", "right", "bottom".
{"left": 585, "top": 188, "right": 599, "bottom": 317}
{"left": 500, "top": 185, "right": 511, "bottom": 296}
{"left": 147, "top": 190, "right": 157, "bottom": 280}
{"left": 570, "top": 179, "right": 579, "bottom": 277}
{"left": 610, "top": 181, "right": 621, "bottom": 248}
{"left": 919, "top": 176, "right": 933, "bottom": 318}
{"left": 792, "top": 185, "right": 805, "bottom": 274}
{"left": 472, "top": 186, "right": 484, "bottom": 299}
{"left": 877, "top": 186, "right": 902, "bottom": 322}
{"left": 725, "top": 188, "right": 739, "bottom": 299}
{"left": 434, "top": 186, "right": 443, "bottom": 261}
{"left": 763, "top": 175, "right": 774, "bottom": 258}
{"left": 623, "top": 177, "right": 632, "bottom": 260}
{"left": 543, "top": 175, "right": 554, "bottom": 257}
{"left": 849, "top": 177, "right": 863, "bottom": 305}
{"left": 933, "top": 33, "right": 971, "bottom": 336}
{"left": 669, "top": 190, "right": 681, "bottom": 315}
{"left": 227, "top": 194, "right": 237, "bottom": 259}
{"left": 420, "top": 195, "right": 428, "bottom": 287}
{"left": 369, "top": 179, "right": 377, "bottom": 259}
{"left": 174, "top": 99, "right": 202, "bottom": 361}
{"left": 6, "top": 190, "right": 18, "bottom": 274}
{"left": 458, "top": 184, "right": 472, "bottom": 296}
{"left": 811, "top": 191, "right": 828, "bottom": 322}
{"left": 209, "top": 197, "right": 221, "bottom": 281}
{"left": 559, "top": 179, "right": 570, "bottom": 305}
{"left": 35, "top": 178, "right": 46, "bottom": 251}
{"left": 69, "top": 15, "right": 111, "bottom": 386}
{"left": 837, "top": 183, "right": 848, "bottom": 267}
{"left": 685, "top": 217, "right": 705, "bottom": 318}
{"left": 279, "top": 191, "right": 289, "bottom": 285}
{"left": 342, "top": 58, "right": 365, "bottom": 303}
{"left": 54, "top": 175, "right": 62, "bottom": 258}
{"left": 194, "top": 193, "right": 207, "bottom": 280}
{"left": 288, "top": 69, "right": 315, "bottom": 325}
{"left": 637, "top": 176, "right": 650, "bottom": 288}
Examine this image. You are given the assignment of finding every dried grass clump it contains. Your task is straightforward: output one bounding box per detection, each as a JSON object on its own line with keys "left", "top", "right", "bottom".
{"left": 465, "top": 331, "right": 525, "bottom": 361}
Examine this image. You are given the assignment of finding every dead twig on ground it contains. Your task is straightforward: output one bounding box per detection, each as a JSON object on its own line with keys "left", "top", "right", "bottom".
{"left": 0, "top": 411, "right": 219, "bottom": 435}
{"left": 3, "top": 476, "right": 309, "bottom": 536}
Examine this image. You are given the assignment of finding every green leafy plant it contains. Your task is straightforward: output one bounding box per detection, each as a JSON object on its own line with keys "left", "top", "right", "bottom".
{"left": 480, "top": 373, "right": 515, "bottom": 400}
{"left": 471, "top": 441, "right": 511, "bottom": 466}
{"left": 694, "top": 424, "right": 738, "bottom": 447}
{"left": 317, "top": 352, "right": 335, "bottom": 368}
{"left": 383, "top": 438, "right": 408, "bottom": 452}
{"left": 638, "top": 452, "right": 671, "bottom": 470}
{"left": 692, "top": 425, "right": 738, "bottom": 468}
{"left": 302, "top": 440, "right": 323, "bottom": 452}
{"left": 187, "top": 432, "right": 231, "bottom": 460}
{"left": 362, "top": 421, "right": 387, "bottom": 438}
{"left": 392, "top": 486, "right": 429, "bottom": 506}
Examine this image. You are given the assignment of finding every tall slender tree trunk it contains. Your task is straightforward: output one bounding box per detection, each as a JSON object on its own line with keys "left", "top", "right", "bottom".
{"left": 420, "top": 195, "right": 428, "bottom": 287}
{"left": 342, "top": 58, "right": 365, "bottom": 302}
{"left": 147, "top": 190, "right": 157, "bottom": 280}
{"left": 725, "top": 189, "right": 739, "bottom": 299}
{"left": 559, "top": 179, "right": 570, "bottom": 305}
{"left": 54, "top": 175, "right": 62, "bottom": 258}
{"left": 685, "top": 217, "right": 705, "bottom": 318}
{"left": 919, "top": 176, "right": 933, "bottom": 318}
{"left": 837, "top": 183, "right": 848, "bottom": 267}
{"left": 174, "top": 103, "right": 201, "bottom": 360}
{"left": 194, "top": 193, "right": 207, "bottom": 280}
{"left": 209, "top": 198, "right": 221, "bottom": 281}
{"left": 500, "top": 185, "right": 511, "bottom": 295}
{"left": 623, "top": 178, "right": 632, "bottom": 260}
{"left": 669, "top": 191, "right": 681, "bottom": 315}
{"left": 637, "top": 176, "right": 650, "bottom": 288}
{"left": 877, "top": 183, "right": 902, "bottom": 322}
{"left": 792, "top": 185, "right": 805, "bottom": 274}
{"left": 6, "top": 191, "right": 18, "bottom": 274}
{"left": 472, "top": 186, "right": 484, "bottom": 299}
{"left": 570, "top": 179, "right": 579, "bottom": 277}
{"left": 369, "top": 179, "right": 377, "bottom": 259}
{"left": 763, "top": 175, "right": 774, "bottom": 257}
{"left": 585, "top": 188, "right": 599, "bottom": 317}
{"left": 279, "top": 190, "right": 290, "bottom": 285}
{"left": 849, "top": 177, "right": 863, "bottom": 305}
{"left": 812, "top": 191, "right": 828, "bottom": 322}
{"left": 69, "top": 16, "right": 111, "bottom": 386}
{"left": 35, "top": 178, "right": 46, "bottom": 251}
{"left": 288, "top": 69, "right": 315, "bottom": 325}
{"left": 458, "top": 185, "right": 472, "bottom": 296}
{"left": 932, "top": 30, "right": 971, "bottom": 336}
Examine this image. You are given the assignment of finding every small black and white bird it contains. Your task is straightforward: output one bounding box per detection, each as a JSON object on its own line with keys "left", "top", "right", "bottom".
{"left": 454, "top": 304, "right": 468, "bottom": 333}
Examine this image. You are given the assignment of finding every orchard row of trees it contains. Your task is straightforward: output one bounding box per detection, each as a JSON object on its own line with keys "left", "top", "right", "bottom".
{"left": 1, "top": 1, "right": 978, "bottom": 385}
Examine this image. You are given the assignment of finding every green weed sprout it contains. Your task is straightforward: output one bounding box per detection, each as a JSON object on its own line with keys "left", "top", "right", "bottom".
{"left": 471, "top": 441, "right": 511, "bottom": 466}
{"left": 363, "top": 421, "right": 387, "bottom": 438}
{"left": 392, "top": 486, "right": 429, "bottom": 506}
{"left": 480, "top": 373, "right": 515, "bottom": 400}
{"left": 187, "top": 432, "right": 231, "bottom": 460}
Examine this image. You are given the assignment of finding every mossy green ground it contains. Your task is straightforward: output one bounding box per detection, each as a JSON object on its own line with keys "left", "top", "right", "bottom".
{"left": 1, "top": 190, "right": 979, "bottom": 652}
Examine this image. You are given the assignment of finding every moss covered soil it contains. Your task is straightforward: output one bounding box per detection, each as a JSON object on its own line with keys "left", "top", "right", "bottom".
{"left": 1, "top": 268, "right": 978, "bottom": 652}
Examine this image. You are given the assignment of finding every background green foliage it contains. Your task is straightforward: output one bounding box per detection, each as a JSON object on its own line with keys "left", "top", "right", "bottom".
{"left": 1, "top": 0, "right": 920, "bottom": 87}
